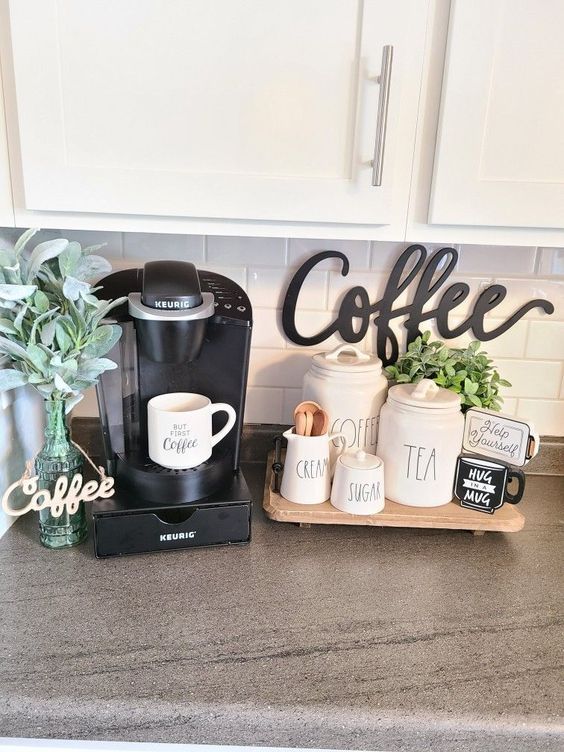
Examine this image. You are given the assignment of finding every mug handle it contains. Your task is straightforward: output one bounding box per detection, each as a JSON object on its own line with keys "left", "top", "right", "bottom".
{"left": 210, "top": 403, "right": 237, "bottom": 448}
{"left": 504, "top": 468, "right": 526, "bottom": 504}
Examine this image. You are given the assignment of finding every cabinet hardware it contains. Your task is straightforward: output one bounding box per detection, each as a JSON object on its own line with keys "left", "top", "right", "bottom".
{"left": 371, "top": 45, "right": 393, "bottom": 187}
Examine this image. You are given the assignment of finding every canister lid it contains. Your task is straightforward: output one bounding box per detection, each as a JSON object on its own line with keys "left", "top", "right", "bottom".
{"left": 312, "top": 344, "right": 382, "bottom": 374}
{"left": 339, "top": 450, "right": 382, "bottom": 470}
{"left": 388, "top": 378, "right": 462, "bottom": 410}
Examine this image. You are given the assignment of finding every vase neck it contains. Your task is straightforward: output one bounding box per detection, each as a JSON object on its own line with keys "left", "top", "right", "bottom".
{"left": 43, "top": 399, "right": 71, "bottom": 456}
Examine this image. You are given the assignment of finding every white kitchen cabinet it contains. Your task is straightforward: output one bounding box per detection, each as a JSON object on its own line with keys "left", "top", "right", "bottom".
{"left": 0, "top": 52, "right": 14, "bottom": 227}
{"left": 1, "top": 0, "right": 427, "bottom": 233}
{"left": 429, "top": 0, "right": 564, "bottom": 230}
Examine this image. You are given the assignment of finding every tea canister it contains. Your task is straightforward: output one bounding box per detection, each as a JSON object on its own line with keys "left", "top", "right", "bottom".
{"left": 376, "top": 379, "right": 464, "bottom": 507}
{"left": 302, "top": 344, "right": 388, "bottom": 455}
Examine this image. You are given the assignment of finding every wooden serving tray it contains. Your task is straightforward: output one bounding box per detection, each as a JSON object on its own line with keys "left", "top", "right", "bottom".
{"left": 263, "top": 452, "right": 525, "bottom": 535}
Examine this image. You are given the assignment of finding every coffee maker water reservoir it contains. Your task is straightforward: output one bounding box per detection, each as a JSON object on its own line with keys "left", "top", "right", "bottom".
{"left": 91, "top": 261, "right": 253, "bottom": 557}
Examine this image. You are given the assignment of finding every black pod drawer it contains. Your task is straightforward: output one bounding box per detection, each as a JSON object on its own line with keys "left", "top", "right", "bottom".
{"left": 94, "top": 501, "right": 251, "bottom": 557}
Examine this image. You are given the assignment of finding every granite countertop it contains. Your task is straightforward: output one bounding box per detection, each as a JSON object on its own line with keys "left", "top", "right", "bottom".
{"left": 0, "top": 437, "right": 563, "bottom": 751}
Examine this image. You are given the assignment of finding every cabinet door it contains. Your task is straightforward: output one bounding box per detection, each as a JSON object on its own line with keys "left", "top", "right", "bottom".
{"left": 430, "top": 0, "right": 564, "bottom": 229}
{"left": 4, "top": 0, "right": 426, "bottom": 227}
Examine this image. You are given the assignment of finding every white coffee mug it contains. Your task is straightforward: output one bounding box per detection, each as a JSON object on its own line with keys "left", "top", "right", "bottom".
{"left": 330, "top": 450, "right": 385, "bottom": 515}
{"left": 147, "top": 392, "right": 236, "bottom": 469}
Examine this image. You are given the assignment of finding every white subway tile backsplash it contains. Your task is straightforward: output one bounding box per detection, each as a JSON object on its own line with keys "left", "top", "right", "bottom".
{"left": 36, "top": 228, "right": 560, "bottom": 436}
{"left": 123, "top": 232, "right": 204, "bottom": 262}
{"left": 207, "top": 235, "right": 285, "bottom": 266}
{"left": 282, "top": 388, "right": 303, "bottom": 424}
{"left": 537, "top": 248, "right": 564, "bottom": 277}
{"left": 244, "top": 387, "right": 284, "bottom": 423}
{"left": 486, "top": 278, "right": 564, "bottom": 320}
{"left": 441, "top": 317, "right": 528, "bottom": 359}
{"left": 370, "top": 241, "right": 406, "bottom": 270}
{"left": 288, "top": 238, "right": 370, "bottom": 271}
{"left": 458, "top": 245, "right": 537, "bottom": 276}
{"left": 499, "top": 397, "right": 517, "bottom": 415}
{"left": 495, "top": 359, "right": 562, "bottom": 399}
{"left": 526, "top": 321, "right": 564, "bottom": 360}
{"left": 248, "top": 348, "right": 321, "bottom": 388}
{"left": 248, "top": 267, "right": 327, "bottom": 310}
{"left": 285, "top": 310, "right": 344, "bottom": 351}
{"left": 252, "top": 308, "right": 286, "bottom": 349}
{"left": 204, "top": 264, "right": 247, "bottom": 290}
{"left": 517, "top": 400, "right": 564, "bottom": 437}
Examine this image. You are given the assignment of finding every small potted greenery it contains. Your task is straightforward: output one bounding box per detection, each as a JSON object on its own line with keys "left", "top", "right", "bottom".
{"left": 0, "top": 229, "right": 125, "bottom": 548}
{"left": 385, "top": 331, "right": 511, "bottom": 411}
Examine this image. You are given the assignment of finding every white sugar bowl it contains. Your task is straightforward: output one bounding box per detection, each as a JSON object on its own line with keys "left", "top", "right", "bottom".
{"left": 330, "top": 450, "right": 385, "bottom": 515}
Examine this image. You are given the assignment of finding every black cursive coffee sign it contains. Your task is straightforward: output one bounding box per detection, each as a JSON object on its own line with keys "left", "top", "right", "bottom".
{"left": 282, "top": 245, "right": 555, "bottom": 365}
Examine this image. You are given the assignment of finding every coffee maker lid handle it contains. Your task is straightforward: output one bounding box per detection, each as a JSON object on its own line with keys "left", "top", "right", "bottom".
{"left": 142, "top": 260, "right": 203, "bottom": 309}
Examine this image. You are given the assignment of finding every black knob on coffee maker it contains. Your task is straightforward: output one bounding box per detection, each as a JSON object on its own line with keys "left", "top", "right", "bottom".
{"left": 130, "top": 261, "right": 215, "bottom": 364}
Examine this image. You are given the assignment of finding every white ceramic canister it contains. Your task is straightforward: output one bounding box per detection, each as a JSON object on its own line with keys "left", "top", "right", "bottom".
{"left": 280, "top": 428, "right": 346, "bottom": 504}
{"left": 376, "top": 379, "right": 464, "bottom": 507}
{"left": 302, "top": 344, "right": 388, "bottom": 455}
{"left": 330, "top": 450, "right": 385, "bottom": 515}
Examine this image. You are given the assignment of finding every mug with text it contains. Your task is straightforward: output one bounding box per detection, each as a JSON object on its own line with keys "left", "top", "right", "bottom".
{"left": 454, "top": 454, "right": 525, "bottom": 514}
{"left": 148, "top": 392, "right": 236, "bottom": 469}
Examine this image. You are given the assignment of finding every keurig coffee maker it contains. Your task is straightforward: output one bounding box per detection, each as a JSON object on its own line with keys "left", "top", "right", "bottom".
{"left": 91, "top": 261, "right": 252, "bottom": 557}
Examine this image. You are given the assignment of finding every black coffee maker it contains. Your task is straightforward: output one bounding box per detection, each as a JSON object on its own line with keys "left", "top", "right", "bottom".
{"left": 91, "top": 260, "right": 252, "bottom": 557}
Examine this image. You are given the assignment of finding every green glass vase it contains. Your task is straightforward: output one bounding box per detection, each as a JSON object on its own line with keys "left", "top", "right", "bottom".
{"left": 36, "top": 398, "right": 88, "bottom": 549}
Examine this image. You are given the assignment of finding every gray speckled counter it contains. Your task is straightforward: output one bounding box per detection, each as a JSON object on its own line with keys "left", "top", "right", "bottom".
{"left": 0, "top": 458, "right": 563, "bottom": 751}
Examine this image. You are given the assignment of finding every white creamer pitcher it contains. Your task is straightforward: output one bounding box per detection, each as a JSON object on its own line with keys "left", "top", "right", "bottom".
{"left": 280, "top": 428, "right": 346, "bottom": 505}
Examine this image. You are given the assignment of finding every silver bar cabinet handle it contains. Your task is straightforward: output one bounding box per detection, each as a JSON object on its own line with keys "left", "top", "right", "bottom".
{"left": 371, "top": 45, "right": 394, "bottom": 187}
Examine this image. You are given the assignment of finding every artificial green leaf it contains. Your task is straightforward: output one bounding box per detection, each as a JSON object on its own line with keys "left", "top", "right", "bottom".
{"left": 13, "top": 228, "right": 38, "bottom": 256}
{"left": 82, "top": 324, "right": 121, "bottom": 357}
{"left": 0, "top": 338, "right": 29, "bottom": 361}
{"left": 29, "top": 309, "right": 57, "bottom": 345}
{"left": 467, "top": 393, "right": 482, "bottom": 407}
{"left": 33, "top": 290, "right": 50, "bottom": 313}
{"left": 62, "top": 275, "right": 90, "bottom": 301}
{"left": 39, "top": 319, "right": 57, "bottom": 347}
{"left": 25, "top": 238, "right": 69, "bottom": 281}
{"left": 0, "top": 318, "right": 16, "bottom": 334}
{"left": 35, "top": 382, "right": 55, "bottom": 398}
{"left": 498, "top": 379, "right": 512, "bottom": 388}
{"left": 54, "top": 372, "right": 76, "bottom": 394}
{"left": 13, "top": 304, "right": 29, "bottom": 335}
{"left": 58, "top": 241, "right": 82, "bottom": 278}
{"left": 0, "top": 368, "right": 28, "bottom": 391}
{"left": 55, "top": 320, "right": 74, "bottom": 353}
{"left": 26, "top": 343, "right": 50, "bottom": 375}
{"left": 0, "top": 284, "right": 36, "bottom": 301}
{"left": 65, "top": 393, "right": 84, "bottom": 414}
{"left": 74, "top": 254, "right": 112, "bottom": 281}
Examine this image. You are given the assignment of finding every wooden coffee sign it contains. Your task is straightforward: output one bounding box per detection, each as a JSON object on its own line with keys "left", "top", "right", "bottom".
{"left": 282, "top": 245, "right": 554, "bottom": 365}
{"left": 462, "top": 408, "right": 538, "bottom": 467}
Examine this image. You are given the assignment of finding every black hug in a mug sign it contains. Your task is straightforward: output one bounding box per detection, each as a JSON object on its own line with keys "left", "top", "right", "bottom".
{"left": 281, "top": 245, "right": 555, "bottom": 366}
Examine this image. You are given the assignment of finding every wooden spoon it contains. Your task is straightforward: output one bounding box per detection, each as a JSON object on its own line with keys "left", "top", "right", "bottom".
{"left": 295, "top": 411, "right": 308, "bottom": 436}
{"left": 293, "top": 400, "right": 321, "bottom": 421}
{"left": 303, "top": 410, "right": 314, "bottom": 436}
{"left": 311, "top": 408, "right": 329, "bottom": 436}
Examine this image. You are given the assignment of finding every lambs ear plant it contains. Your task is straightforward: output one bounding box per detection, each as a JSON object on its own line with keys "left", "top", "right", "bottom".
{"left": 0, "top": 228, "right": 126, "bottom": 412}
{"left": 385, "top": 331, "right": 511, "bottom": 412}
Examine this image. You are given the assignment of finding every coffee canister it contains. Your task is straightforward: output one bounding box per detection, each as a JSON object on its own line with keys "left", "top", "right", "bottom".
{"left": 302, "top": 344, "right": 388, "bottom": 454}
{"left": 376, "top": 379, "right": 464, "bottom": 507}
